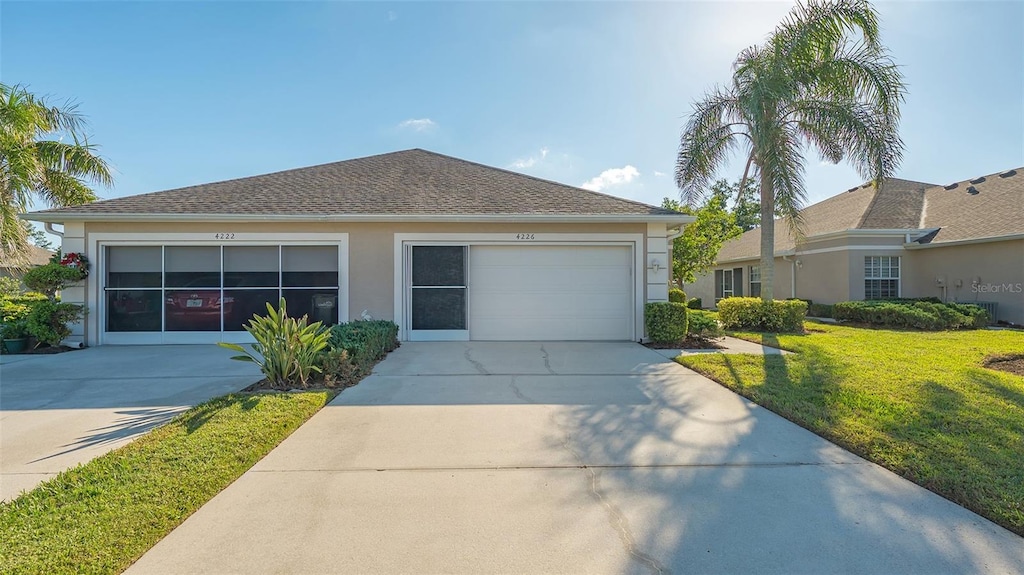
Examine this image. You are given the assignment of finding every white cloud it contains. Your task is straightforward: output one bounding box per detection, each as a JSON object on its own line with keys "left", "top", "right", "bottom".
{"left": 653, "top": 170, "right": 667, "bottom": 177}
{"left": 387, "top": 10, "right": 398, "bottom": 21}
{"left": 397, "top": 118, "right": 436, "bottom": 132}
{"left": 508, "top": 147, "right": 549, "bottom": 170}
{"left": 581, "top": 165, "right": 640, "bottom": 192}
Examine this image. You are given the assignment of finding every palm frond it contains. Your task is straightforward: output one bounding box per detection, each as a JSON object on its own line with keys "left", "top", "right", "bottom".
{"left": 675, "top": 88, "right": 744, "bottom": 206}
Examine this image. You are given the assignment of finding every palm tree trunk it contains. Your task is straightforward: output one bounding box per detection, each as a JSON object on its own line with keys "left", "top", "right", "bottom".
{"left": 759, "top": 175, "right": 775, "bottom": 301}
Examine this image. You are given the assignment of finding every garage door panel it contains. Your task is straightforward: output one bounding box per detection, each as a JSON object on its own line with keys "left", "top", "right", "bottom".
{"left": 469, "top": 245, "right": 633, "bottom": 341}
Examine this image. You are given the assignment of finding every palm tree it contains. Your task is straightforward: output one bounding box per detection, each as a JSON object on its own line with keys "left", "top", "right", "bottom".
{"left": 0, "top": 84, "right": 112, "bottom": 268}
{"left": 675, "top": 0, "right": 905, "bottom": 301}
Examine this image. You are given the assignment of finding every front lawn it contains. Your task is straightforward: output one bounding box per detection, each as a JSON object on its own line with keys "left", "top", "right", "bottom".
{"left": 0, "top": 391, "right": 331, "bottom": 575}
{"left": 676, "top": 323, "right": 1024, "bottom": 536}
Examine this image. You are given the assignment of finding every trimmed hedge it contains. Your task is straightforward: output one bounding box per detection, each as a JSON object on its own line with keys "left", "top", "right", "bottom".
{"left": 327, "top": 320, "right": 399, "bottom": 374}
{"left": 645, "top": 302, "right": 688, "bottom": 343}
{"left": 687, "top": 297, "right": 702, "bottom": 310}
{"left": 832, "top": 300, "right": 989, "bottom": 330}
{"left": 687, "top": 310, "right": 722, "bottom": 337}
{"left": 717, "top": 297, "right": 807, "bottom": 332}
{"left": 807, "top": 303, "right": 834, "bottom": 318}
{"left": 668, "top": 288, "right": 687, "bottom": 303}
{"left": 1, "top": 292, "right": 48, "bottom": 324}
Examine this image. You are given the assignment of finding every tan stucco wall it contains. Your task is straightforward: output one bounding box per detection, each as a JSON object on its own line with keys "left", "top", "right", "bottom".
{"left": 903, "top": 239, "right": 1024, "bottom": 325}
{"left": 77, "top": 220, "right": 654, "bottom": 343}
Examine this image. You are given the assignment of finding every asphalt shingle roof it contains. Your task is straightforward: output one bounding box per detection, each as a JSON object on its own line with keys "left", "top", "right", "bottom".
{"left": 717, "top": 177, "right": 935, "bottom": 261}
{"left": 918, "top": 168, "right": 1024, "bottom": 244}
{"left": 30, "top": 149, "right": 678, "bottom": 219}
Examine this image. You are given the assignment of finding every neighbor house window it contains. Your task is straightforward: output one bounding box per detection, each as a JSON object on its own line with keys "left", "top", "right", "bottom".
{"left": 864, "top": 256, "right": 900, "bottom": 299}
{"left": 714, "top": 267, "right": 744, "bottom": 302}
{"left": 749, "top": 265, "right": 761, "bottom": 298}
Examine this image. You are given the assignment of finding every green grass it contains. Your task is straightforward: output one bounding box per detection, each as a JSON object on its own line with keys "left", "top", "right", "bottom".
{"left": 0, "top": 391, "right": 331, "bottom": 575}
{"left": 677, "top": 322, "right": 1024, "bottom": 536}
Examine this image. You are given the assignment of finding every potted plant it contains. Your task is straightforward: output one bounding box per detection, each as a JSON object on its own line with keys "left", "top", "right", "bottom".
{"left": 1, "top": 320, "right": 30, "bottom": 354}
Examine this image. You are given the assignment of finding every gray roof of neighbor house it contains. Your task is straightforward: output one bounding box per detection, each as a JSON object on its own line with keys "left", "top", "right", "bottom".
{"left": 26, "top": 149, "right": 685, "bottom": 222}
{"left": 0, "top": 245, "right": 54, "bottom": 268}
{"left": 716, "top": 177, "right": 936, "bottom": 261}
{"left": 916, "top": 168, "right": 1024, "bottom": 245}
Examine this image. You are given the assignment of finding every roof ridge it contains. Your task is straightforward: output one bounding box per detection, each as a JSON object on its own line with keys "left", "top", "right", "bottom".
{"left": 926, "top": 165, "right": 1024, "bottom": 192}
{"left": 410, "top": 149, "right": 679, "bottom": 214}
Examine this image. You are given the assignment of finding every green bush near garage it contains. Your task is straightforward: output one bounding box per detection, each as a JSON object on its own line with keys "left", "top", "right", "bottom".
{"left": 807, "top": 303, "right": 834, "bottom": 318}
{"left": 645, "top": 302, "right": 688, "bottom": 343}
{"left": 327, "top": 320, "right": 399, "bottom": 375}
{"left": 668, "top": 288, "right": 687, "bottom": 303}
{"left": 686, "top": 297, "right": 702, "bottom": 310}
{"left": 687, "top": 309, "right": 722, "bottom": 337}
{"left": 717, "top": 297, "right": 807, "bottom": 332}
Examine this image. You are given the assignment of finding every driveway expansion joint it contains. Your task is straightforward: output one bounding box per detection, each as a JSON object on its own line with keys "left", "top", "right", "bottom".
{"left": 250, "top": 461, "right": 868, "bottom": 473}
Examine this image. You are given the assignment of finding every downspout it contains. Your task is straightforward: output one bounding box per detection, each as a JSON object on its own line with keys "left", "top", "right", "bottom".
{"left": 44, "top": 222, "right": 64, "bottom": 238}
{"left": 782, "top": 255, "right": 796, "bottom": 299}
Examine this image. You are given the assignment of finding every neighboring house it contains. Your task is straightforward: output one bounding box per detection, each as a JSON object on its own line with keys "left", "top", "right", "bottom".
{"left": 687, "top": 167, "right": 1024, "bottom": 325}
{"left": 23, "top": 149, "right": 692, "bottom": 346}
{"left": 0, "top": 244, "right": 54, "bottom": 281}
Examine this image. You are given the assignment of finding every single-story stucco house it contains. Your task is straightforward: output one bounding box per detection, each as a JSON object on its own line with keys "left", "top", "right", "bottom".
{"left": 687, "top": 167, "right": 1024, "bottom": 325}
{"left": 24, "top": 149, "right": 693, "bottom": 346}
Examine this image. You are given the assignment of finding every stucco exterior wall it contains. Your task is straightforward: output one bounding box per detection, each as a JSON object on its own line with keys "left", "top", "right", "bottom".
{"left": 73, "top": 220, "right": 657, "bottom": 344}
{"left": 903, "top": 239, "right": 1024, "bottom": 325}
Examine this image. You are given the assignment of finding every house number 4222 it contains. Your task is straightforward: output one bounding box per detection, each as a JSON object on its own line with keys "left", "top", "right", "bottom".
{"left": 214, "top": 233, "right": 236, "bottom": 240}
{"left": 515, "top": 233, "right": 535, "bottom": 240}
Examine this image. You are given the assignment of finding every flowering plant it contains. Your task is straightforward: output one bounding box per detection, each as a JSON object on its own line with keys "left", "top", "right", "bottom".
{"left": 59, "top": 252, "right": 90, "bottom": 278}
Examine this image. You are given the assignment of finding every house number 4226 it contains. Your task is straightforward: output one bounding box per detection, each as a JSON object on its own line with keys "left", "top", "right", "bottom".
{"left": 515, "top": 233, "right": 535, "bottom": 240}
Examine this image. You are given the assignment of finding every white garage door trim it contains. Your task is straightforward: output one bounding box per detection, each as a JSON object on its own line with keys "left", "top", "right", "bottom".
{"left": 394, "top": 233, "right": 644, "bottom": 342}
{"left": 88, "top": 232, "right": 349, "bottom": 345}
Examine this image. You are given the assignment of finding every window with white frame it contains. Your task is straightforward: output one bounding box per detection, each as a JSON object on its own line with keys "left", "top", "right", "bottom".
{"left": 749, "top": 265, "right": 761, "bottom": 298}
{"left": 864, "top": 255, "right": 900, "bottom": 299}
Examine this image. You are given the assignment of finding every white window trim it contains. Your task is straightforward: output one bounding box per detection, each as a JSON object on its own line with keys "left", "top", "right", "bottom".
{"left": 864, "top": 255, "right": 901, "bottom": 299}
{"left": 721, "top": 269, "right": 735, "bottom": 299}
{"left": 88, "top": 232, "right": 349, "bottom": 345}
{"left": 392, "top": 233, "right": 644, "bottom": 342}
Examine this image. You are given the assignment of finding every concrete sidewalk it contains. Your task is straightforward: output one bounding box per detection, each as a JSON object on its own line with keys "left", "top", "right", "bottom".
{"left": 127, "top": 342, "right": 1023, "bottom": 574}
{"left": 0, "top": 345, "right": 261, "bottom": 501}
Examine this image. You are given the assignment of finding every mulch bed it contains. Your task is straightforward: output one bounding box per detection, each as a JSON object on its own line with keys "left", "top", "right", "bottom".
{"left": 982, "top": 354, "right": 1024, "bottom": 377}
{"left": 15, "top": 345, "right": 80, "bottom": 355}
{"left": 644, "top": 336, "right": 725, "bottom": 350}
{"left": 241, "top": 377, "right": 361, "bottom": 393}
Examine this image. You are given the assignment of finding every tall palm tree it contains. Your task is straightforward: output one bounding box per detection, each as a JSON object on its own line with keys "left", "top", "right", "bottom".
{"left": 0, "top": 84, "right": 112, "bottom": 268}
{"left": 675, "top": 0, "right": 905, "bottom": 301}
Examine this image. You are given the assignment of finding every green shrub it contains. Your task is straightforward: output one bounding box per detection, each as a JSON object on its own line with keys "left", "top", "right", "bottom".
{"left": 945, "top": 302, "right": 991, "bottom": 327}
{"left": 22, "top": 263, "right": 84, "bottom": 299}
{"left": 807, "top": 303, "right": 833, "bottom": 318}
{"left": 316, "top": 348, "right": 360, "bottom": 388}
{"left": 717, "top": 297, "right": 807, "bottom": 332}
{"left": 0, "top": 276, "right": 21, "bottom": 298}
{"left": 219, "top": 298, "right": 331, "bottom": 389}
{"left": 668, "top": 288, "right": 687, "bottom": 303}
{"left": 1, "top": 292, "right": 47, "bottom": 324}
{"left": 687, "top": 310, "right": 722, "bottom": 337}
{"left": 2, "top": 319, "right": 30, "bottom": 340}
{"left": 645, "top": 302, "right": 688, "bottom": 343}
{"left": 327, "top": 320, "right": 399, "bottom": 374}
{"left": 26, "top": 300, "right": 85, "bottom": 347}
{"left": 687, "top": 297, "right": 702, "bottom": 310}
{"left": 831, "top": 300, "right": 986, "bottom": 330}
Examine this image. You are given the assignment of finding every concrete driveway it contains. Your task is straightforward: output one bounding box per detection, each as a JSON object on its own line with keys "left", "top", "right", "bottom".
{"left": 128, "top": 342, "right": 1022, "bottom": 574}
{"left": 0, "top": 346, "right": 261, "bottom": 501}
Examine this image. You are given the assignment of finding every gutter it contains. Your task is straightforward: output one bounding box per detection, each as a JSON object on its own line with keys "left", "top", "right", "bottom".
{"left": 21, "top": 212, "right": 696, "bottom": 225}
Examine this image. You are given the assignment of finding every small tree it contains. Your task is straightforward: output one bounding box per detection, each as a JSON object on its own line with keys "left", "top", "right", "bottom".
{"left": 20, "top": 252, "right": 87, "bottom": 347}
{"left": 662, "top": 183, "right": 743, "bottom": 286}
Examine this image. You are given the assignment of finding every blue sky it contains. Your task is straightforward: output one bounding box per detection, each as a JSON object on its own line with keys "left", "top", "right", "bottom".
{"left": 3, "top": 1, "right": 1022, "bottom": 217}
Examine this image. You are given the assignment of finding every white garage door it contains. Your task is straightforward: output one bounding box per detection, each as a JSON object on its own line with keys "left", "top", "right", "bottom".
{"left": 469, "top": 245, "right": 634, "bottom": 340}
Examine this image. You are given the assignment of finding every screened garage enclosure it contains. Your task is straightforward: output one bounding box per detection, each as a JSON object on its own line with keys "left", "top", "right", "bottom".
{"left": 104, "top": 245, "right": 340, "bottom": 343}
